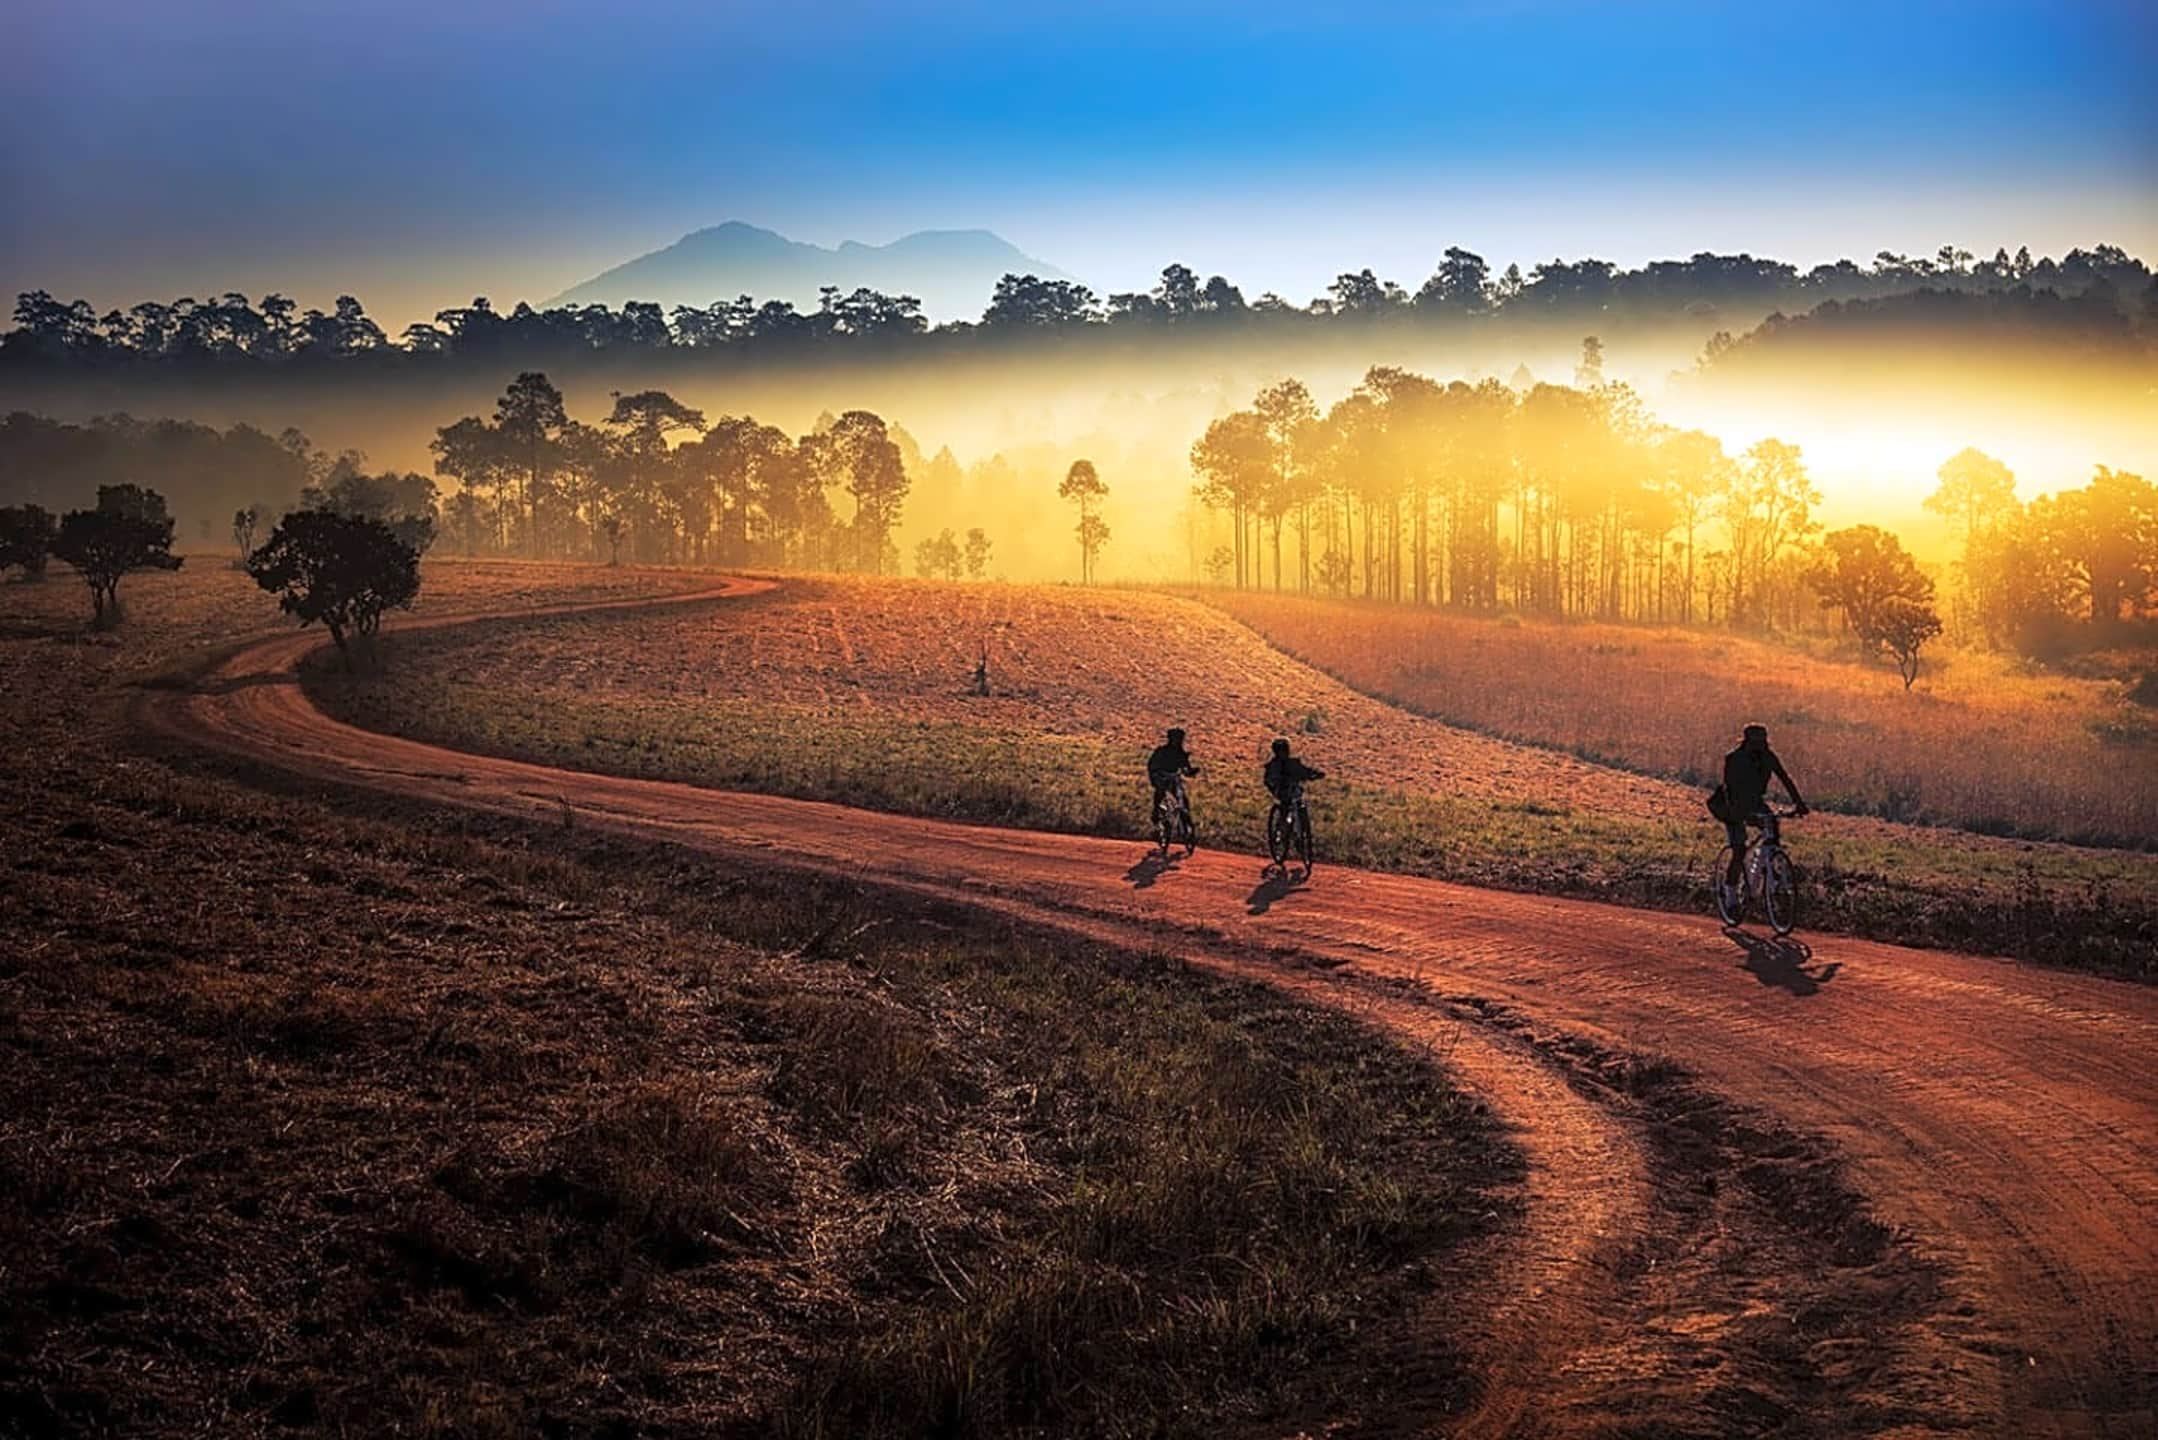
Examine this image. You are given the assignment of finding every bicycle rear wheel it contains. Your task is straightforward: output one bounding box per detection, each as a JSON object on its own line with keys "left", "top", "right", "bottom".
{"left": 1266, "top": 805, "right": 1289, "bottom": 866}
{"left": 1712, "top": 845, "right": 1744, "bottom": 925}
{"left": 1765, "top": 850, "right": 1799, "bottom": 936}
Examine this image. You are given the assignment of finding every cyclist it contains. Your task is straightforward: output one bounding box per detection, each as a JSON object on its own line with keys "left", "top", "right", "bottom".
{"left": 1147, "top": 727, "right": 1200, "bottom": 830}
{"left": 1264, "top": 737, "right": 1325, "bottom": 822}
{"left": 1714, "top": 723, "right": 1808, "bottom": 891}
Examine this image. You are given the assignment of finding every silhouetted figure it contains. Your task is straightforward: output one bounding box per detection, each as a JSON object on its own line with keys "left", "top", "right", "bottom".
{"left": 1713, "top": 723, "right": 1808, "bottom": 888}
{"left": 1147, "top": 726, "right": 1200, "bottom": 816}
{"left": 973, "top": 645, "right": 989, "bottom": 696}
{"left": 1264, "top": 737, "right": 1324, "bottom": 808}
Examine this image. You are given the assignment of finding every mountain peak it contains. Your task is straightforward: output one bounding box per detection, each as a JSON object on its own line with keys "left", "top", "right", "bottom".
{"left": 546, "top": 223, "right": 1070, "bottom": 319}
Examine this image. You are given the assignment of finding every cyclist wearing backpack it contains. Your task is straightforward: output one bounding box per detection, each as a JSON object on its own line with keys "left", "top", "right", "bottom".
{"left": 1710, "top": 723, "right": 1808, "bottom": 889}
{"left": 1147, "top": 727, "right": 1200, "bottom": 823}
{"left": 1264, "top": 737, "right": 1324, "bottom": 812}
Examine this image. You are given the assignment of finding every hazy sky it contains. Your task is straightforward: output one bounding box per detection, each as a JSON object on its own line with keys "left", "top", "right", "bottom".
{"left": 6, "top": 0, "right": 2154, "bottom": 326}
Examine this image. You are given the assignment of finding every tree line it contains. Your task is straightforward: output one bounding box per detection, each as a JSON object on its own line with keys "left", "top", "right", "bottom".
{"left": 6, "top": 244, "right": 2151, "bottom": 371}
{"left": 427, "top": 373, "right": 948, "bottom": 573}
{"left": 0, "top": 411, "right": 438, "bottom": 551}
{"left": 1187, "top": 356, "right": 2155, "bottom": 678}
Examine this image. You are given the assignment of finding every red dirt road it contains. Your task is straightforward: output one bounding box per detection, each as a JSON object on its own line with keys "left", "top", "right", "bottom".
{"left": 144, "top": 578, "right": 2158, "bottom": 1436}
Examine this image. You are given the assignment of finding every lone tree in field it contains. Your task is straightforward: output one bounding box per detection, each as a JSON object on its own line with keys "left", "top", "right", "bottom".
{"left": 1808, "top": 525, "right": 1944, "bottom": 687}
{"left": 1875, "top": 595, "right": 1944, "bottom": 689}
{"left": 1059, "top": 459, "right": 1110, "bottom": 583}
{"left": 232, "top": 503, "right": 267, "bottom": 563}
{"left": 0, "top": 503, "right": 58, "bottom": 579}
{"left": 964, "top": 526, "right": 992, "bottom": 579}
{"left": 1806, "top": 524, "right": 1933, "bottom": 640}
{"left": 246, "top": 510, "right": 421, "bottom": 669}
{"left": 52, "top": 485, "right": 182, "bottom": 625}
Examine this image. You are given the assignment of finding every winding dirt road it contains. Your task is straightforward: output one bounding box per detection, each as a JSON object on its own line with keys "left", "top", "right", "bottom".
{"left": 143, "top": 578, "right": 2157, "bottom": 1436}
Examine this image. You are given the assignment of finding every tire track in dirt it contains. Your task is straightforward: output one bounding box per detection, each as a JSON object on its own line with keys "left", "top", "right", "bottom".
{"left": 138, "top": 577, "right": 2158, "bottom": 1436}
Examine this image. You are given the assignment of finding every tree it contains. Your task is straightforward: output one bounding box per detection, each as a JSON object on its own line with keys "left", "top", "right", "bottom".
{"left": 1191, "top": 411, "right": 1272, "bottom": 589}
{"left": 431, "top": 415, "right": 513, "bottom": 554}
{"left": 1876, "top": 596, "right": 1944, "bottom": 689}
{"left": 606, "top": 390, "right": 706, "bottom": 561}
{"left": 0, "top": 504, "right": 57, "bottom": 578}
{"left": 1252, "top": 379, "right": 1319, "bottom": 592}
{"left": 2044, "top": 466, "right": 2158, "bottom": 626}
{"left": 51, "top": 485, "right": 182, "bottom": 625}
{"left": 805, "top": 410, "right": 908, "bottom": 572}
{"left": 1806, "top": 524, "right": 1933, "bottom": 640}
{"left": 232, "top": 503, "right": 267, "bottom": 561}
{"left": 246, "top": 510, "right": 421, "bottom": 668}
{"left": 1721, "top": 439, "right": 1821, "bottom": 626}
{"left": 1926, "top": 448, "right": 2018, "bottom": 551}
{"left": 1575, "top": 335, "right": 1605, "bottom": 388}
{"left": 913, "top": 528, "right": 963, "bottom": 579}
{"left": 1416, "top": 246, "right": 1491, "bottom": 312}
{"left": 494, "top": 371, "right": 567, "bottom": 551}
{"left": 983, "top": 274, "right": 1101, "bottom": 329}
{"left": 964, "top": 526, "right": 992, "bottom": 579}
{"left": 1058, "top": 459, "right": 1110, "bottom": 582}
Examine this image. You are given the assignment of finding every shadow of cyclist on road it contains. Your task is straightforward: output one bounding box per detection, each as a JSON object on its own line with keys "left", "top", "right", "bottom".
{"left": 1125, "top": 852, "right": 1174, "bottom": 890}
{"left": 1725, "top": 930, "right": 1841, "bottom": 996}
{"left": 1247, "top": 869, "right": 1302, "bottom": 915}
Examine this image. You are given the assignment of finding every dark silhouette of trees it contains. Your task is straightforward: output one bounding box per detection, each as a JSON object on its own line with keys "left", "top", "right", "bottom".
{"left": 4, "top": 244, "right": 2148, "bottom": 387}
{"left": 983, "top": 273, "right": 1102, "bottom": 329}
{"left": 0, "top": 504, "right": 56, "bottom": 578}
{"left": 246, "top": 510, "right": 422, "bottom": 668}
{"left": 0, "top": 412, "right": 315, "bottom": 535}
{"left": 301, "top": 457, "right": 440, "bottom": 556}
{"left": 1417, "top": 247, "right": 1493, "bottom": 312}
{"left": 964, "top": 527, "right": 992, "bottom": 579}
{"left": 494, "top": 372, "right": 567, "bottom": 552}
{"left": 52, "top": 485, "right": 181, "bottom": 625}
{"left": 1058, "top": 459, "right": 1109, "bottom": 582}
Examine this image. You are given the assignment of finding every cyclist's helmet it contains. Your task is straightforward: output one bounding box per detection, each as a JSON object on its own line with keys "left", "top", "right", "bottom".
{"left": 1167, "top": 727, "right": 1186, "bottom": 745}
{"left": 1271, "top": 737, "right": 1291, "bottom": 757}
{"left": 1742, "top": 723, "right": 1768, "bottom": 744}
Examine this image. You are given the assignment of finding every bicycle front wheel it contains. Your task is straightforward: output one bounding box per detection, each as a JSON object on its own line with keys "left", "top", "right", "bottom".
{"left": 1712, "top": 846, "right": 1743, "bottom": 925}
{"left": 1296, "top": 808, "right": 1315, "bottom": 871}
{"left": 1765, "top": 850, "right": 1799, "bottom": 936}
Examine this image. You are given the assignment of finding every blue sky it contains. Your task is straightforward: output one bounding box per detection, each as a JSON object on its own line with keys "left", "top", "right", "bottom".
{"left": 5, "top": 0, "right": 2153, "bottom": 324}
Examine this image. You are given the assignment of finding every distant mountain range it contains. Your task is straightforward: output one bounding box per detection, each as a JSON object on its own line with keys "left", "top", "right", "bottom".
{"left": 545, "top": 222, "right": 1072, "bottom": 320}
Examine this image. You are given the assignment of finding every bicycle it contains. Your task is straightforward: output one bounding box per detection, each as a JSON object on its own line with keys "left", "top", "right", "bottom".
{"left": 1714, "top": 807, "right": 1802, "bottom": 936}
{"left": 1152, "top": 781, "right": 1197, "bottom": 859}
{"left": 1266, "top": 791, "right": 1315, "bottom": 875}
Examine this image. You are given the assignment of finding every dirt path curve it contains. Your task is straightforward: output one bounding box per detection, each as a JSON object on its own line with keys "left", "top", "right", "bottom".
{"left": 141, "top": 579, "right": 2158, "bottom": 1436}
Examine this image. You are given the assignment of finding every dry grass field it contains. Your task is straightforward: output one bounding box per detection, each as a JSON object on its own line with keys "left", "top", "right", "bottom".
{"left": 315, "top": 575, "right": 2157, "bottom": 974}
{"left": 1203, "top": 592, "right": 2158, "bottom": 850}
{"left": 0, "top": 562, "right": 1508, "bottom": 1436}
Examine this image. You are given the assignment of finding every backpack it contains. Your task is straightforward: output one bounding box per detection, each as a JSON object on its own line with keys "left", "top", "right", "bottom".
{"left": 1705, "top": 783, "right": 1734, "bottom": 823}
